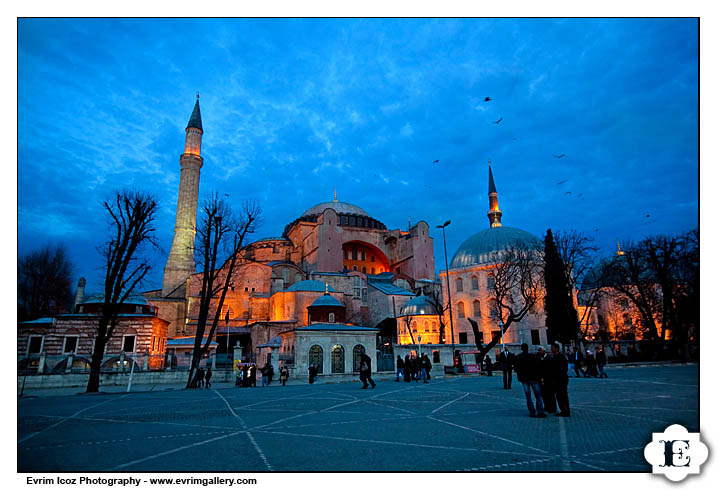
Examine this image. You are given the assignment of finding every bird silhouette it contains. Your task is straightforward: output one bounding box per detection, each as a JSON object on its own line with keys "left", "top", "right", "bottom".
{"left": 554, "top": 154, "right": 565, "bottom": 159}
{"left": 594, "top": 228, "right": 599, "bottom": 232}
{"left": 557, "top": 179, "right": 567, "bottom": 185}
{"left": 224, "top": 194, "right": 230, "bottom": 197}
{"left": 645, "top": 213, "right": 651, "bottom": 218}
{"left": 492, "top": 117, "right": 503, "bottom": 124}
{"left": 484, "top": 97, "right": 491, "bottom": 101}
{"left": 433, "top": 160, "right": 439, "bottom": 164}
{"left": 565, "top": 191, "right": 572, "bottom": 195}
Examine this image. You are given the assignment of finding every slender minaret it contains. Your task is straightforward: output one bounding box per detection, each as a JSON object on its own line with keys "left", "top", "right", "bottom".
{"left": 487, "top": 160, "right": 503, "bottom": 228}
{"left": 163, "top": 94, "right": 204, "bottom": 296}
{"left": 73, "top": 277, "right": 86, "bottom": 312}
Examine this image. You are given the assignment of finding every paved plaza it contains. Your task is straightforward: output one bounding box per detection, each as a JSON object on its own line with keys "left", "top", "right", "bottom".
{"left": 17, "top": 364, "right": 698, "bottom": 472}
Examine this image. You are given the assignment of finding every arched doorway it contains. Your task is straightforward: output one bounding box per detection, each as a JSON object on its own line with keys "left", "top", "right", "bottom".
{"left": 331, "top": 344, "right": 345, "bottom": 373}
{"left": 352, "top": 344, "right": 366, "bottom": 372}
{"left": 309, "top": 345, "right": 323, "bottom": 374}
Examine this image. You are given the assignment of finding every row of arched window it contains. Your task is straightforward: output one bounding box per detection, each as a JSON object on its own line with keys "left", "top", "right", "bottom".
{"left": 455, "top": 299, "right": 499, "bottom": 319}
{"left": 308, "top": 343, "right": 367, "bottom": 374}
{"left": 454, "top": 275, "right": 495, "bottom": 293}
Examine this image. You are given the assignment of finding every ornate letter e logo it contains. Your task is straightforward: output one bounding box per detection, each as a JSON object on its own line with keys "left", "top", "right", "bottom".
{"left": 644, "top": 424, "right": 708, "bottom": 482}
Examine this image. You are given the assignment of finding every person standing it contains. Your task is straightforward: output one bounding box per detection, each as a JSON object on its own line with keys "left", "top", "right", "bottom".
{"left": 403, "top": 355, "right": 411, "bottom": 382}
{"left": 204, "top": 367, "right": 212, "bottom": 389}
{"left": 484, "top": 355, "right": 493, "bottom": 376}
{"left": 261, "top": 363, "right": 270, "bottom": 387}
{"left": 308, "top": 364, "right": 316, "bottom": 384}
{"left": 572, "top": 349, "right": 586, "bottom": 377}
{"left": 567, "top": 348, "right": 575, "bottom": 377}
{"left": 550, "top": 343, "right": 571, "bottom": 417}
{"left": 513, "top": 343, "right": 546, "bottom": 418}
{"left": 195, "top": 367, "right": 205, "bottom": 388}
{"left": 537, "top": 347, "right": 556, "bottom": 413}
{"left": 498, "top": 346, "right": 513, "bottom": 389}
{"left": 423, "top": 353, "right": 432, "bottom": 381}
{"left": 359, "top": 353, "right": 376, "bottom": 389}
{"left": 279, "top": 365, "right": 289, "bottom": 386}
{"left": 585, "top": 350, "right": 598, "bottom": 377}
{"left": 596, "top": 346, "right": 608, "bottom": 378}
{"left": 395, "top": 355, "right": 405, "bottom": 382}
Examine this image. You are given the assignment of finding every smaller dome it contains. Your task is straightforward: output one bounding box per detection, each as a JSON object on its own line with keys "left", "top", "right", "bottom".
{"left": 301, "top": 201, "right": 370, "bottom": 218}
{"left": 400, "top": 294, "right": 438, "bottom": 316}
{"left": 450, "top": 226, "right": 541, "bottom": 269}
{"left": 286, "top": 280, "right": 336, "bottom": 293}
{"left": 310, "top": 294, "right": 344, "bottom": 308}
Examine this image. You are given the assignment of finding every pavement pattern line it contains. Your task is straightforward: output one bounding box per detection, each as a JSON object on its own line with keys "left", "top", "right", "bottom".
{"left": 458, "top": 456, "right": 558, "bottom": 471}
{"left": 576, "top": 406, "right": 676, "bottom": 424}
{"left": 213, "top": 389, "right": 248, "bottom": 429}
{"left": 111, "top": 430, "right": 245, "bottom": 470}
{"left": 253, "top": 428, "right": 542, "bottom": 456}
{"left": 571, "top": 445, "right": 645, "bottom": 458}
{"left": 431, "top": 392, "right": 469, "bottom": 414}
{"left": 571, "top": 404, "right": 697, "bottom": 412}
{"left": 558, "top": 413, "right": 572, "bottom": 471}
{"left": 18, "top": 394, "right": 127, "bottom": 445}
{"left": 572, "top": 460, "right": 607, "bottom": 471}
{"left": 30, "top": 413, "right": 233, "bottom": 431}
{"left": 266, "top": 414, "right": 424, "bottom": 431}
{"left": 572, "top": 457, "right": 647, "bottom": 469}
{"left": 364, "top": 399, "right": 418, "bottom": 415}
{"left": 20, "top": 430, "right": 230, "bottom": 451}
{"left": 425, "top": 415, "right": 549, "bottom": 454}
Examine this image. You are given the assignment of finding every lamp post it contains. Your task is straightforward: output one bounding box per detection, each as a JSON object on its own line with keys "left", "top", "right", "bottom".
{"left": 499, "top": 320, "right": 505, "bottom": 351}
{"left": 437, "top": 220, "right": 456, "bottom": 365}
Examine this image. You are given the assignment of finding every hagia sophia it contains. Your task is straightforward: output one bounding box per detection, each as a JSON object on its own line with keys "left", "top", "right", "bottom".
{"left": 18, "top": 96, "right": 643, "bottom": 377}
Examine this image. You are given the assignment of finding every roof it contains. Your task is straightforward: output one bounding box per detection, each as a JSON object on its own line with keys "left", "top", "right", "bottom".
{"left": 167, "top": 336, "right": 217, "bottom": 347}
{"left": 367, "top": 279, "right": 414, "bottom": 296}
{"left": 449, "top": 226, "right": 541, "bottom": 269}
{"left": 265, "top": 260, "right": 296, "bottom": 267}
{"left": 257, "top": 336, "right": 283, "bottom": 348}
{"left": 18, "top": 317, "right": 53, "bottom": 325}
{"left": 294, "top": 323, "right": 379, "bottom": 332}
{"left": 301, "top": 201, "right": 369, "bottom": 218}
{"left": 400, "top": 294, "right": 439, "bottom": 316}
{"left": 310, "top": 294, "right": 344, "bottom": 308}
{"left": 286, "top": 280, "right": 336, "bottom": 292}
{"left": 82, "top": 293, "right": 148, "bottom": 305}
{"left": 186, "top": 98, "right": 202, "bottom": 131}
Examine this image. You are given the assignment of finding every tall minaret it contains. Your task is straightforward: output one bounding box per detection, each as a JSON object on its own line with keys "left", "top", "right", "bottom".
{"left": 487, "top": 160, "right": 503, "bottom": 228}
{"left": 163, "top": 94, "right": 204, "bottom": 296}
{"left": 73, "top": 277, "right": 86, "bottom": 312}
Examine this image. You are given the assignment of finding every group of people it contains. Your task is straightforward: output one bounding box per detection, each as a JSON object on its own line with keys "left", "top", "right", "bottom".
{"left": 190, "top": 367, "right": 212, "bottom": 388}
{"left": 395, "top": 353, "right": 432, "bottom": 383}
{"left": 498, "top": 343, "right": 571, "bottom": 418}
{"left": 566, "top": 346, "right": 608, "bottom": 378}
{"left": 235, "top": 362, "right": 291, "bottom": 387}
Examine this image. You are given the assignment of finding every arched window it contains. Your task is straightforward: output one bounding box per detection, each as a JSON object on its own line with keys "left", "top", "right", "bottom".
{"left": 457, "top": 302, "right": 465, "bottom": 319}
{"left": 489, "top": 300, "right": 499, "bottom": 319}
{"left": 295, "top": 273, "right": 302, "bottom": 284}
{"left": 352, "top": 345, "right": 366, "bottom": 372}
{"left": 282, "top": 269, "right": 289, "bottom": 283}
{"left": 362, "top": 266, "right": 367, "bottom": 273}
{"left": 471, "top": 276, "right": 479, "bottom": 290}
{"left": 328, "top": 312, "right": 335, "bottom": 323}
{"left": 411, "top": 320, "right": 417, "bottom": 333}
{"left": 432, "top": 322, "right": 437, "bottom": 332}
{"left": 473, "top": 300, "right": 481, "bottom": 317}
{"left": 423, "top": 321, "right": 429, "bottom": 332}
{"left": 456, "top": 277, "right": 463, "bottom": 292}
{"left": 331, "top": 345, "right": 345, "bottom": 373}
{"left": 309, "top": 345, "right": 323, "bottom": 374}
{"left": 487, "top": 275, "right": 496, "bottom": 290}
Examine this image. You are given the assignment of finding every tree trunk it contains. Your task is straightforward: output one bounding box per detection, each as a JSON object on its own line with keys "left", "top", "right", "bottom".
{"left": 86, "top": 335, "right": 107, "bottom": 392}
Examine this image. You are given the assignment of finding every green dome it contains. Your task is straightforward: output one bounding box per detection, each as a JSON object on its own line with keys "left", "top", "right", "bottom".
{"left": 310, "top": 294, "right": 344, "bottom": 308}
{"left": 286, "top": 280, "right": 336, "bottom": 293}
{"left": 450, "top": 226, "right": 540, "bottom": 269}
{"left": 400, "top": 294, "right": 438, "bottom": 316}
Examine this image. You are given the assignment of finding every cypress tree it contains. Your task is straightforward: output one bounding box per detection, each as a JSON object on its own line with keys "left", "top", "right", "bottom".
{"left": 544, "top": 229, "right": 579, "bottom": 344}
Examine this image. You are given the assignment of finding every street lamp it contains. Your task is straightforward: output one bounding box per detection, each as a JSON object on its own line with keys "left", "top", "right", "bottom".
{"left": 499, "top": 320, "right": 505, "bottom": 351}
{"left": 436, "top": 220, "right": 456, "bottom": 365}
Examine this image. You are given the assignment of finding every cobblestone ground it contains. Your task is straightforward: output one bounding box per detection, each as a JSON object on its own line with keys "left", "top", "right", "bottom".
{"left": 17, "top": 364, "right": 698, "bottom": 472}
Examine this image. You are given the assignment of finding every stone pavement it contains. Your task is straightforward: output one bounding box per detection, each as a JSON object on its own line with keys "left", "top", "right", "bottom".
{"left": 17, "top": 364, "right": 698, "bottom": 472}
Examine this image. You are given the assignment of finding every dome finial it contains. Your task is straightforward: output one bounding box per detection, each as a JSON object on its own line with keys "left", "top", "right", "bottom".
{"left": 333, "top": 189, "right": 337, "bottom": 202}
{"left": 616, "top": 240, "right": 625, "bottom": 256}
{"left": 196, "top": 92, "right": 200, "bottom": 100}
{"left": 325, "top": 283, "right": 329, "bottom": 294}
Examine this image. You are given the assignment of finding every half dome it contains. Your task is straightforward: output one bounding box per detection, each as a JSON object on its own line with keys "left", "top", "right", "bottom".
{"left": 450, "top": 226, "right": 541, "bottom": 269}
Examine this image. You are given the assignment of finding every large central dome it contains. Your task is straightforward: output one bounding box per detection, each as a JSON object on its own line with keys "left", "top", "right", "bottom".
{"left": 450, "top": 226, "right": 540, "bottom": 269}
{"left": 300, "top": 201, "right": 369, "bottom": 218}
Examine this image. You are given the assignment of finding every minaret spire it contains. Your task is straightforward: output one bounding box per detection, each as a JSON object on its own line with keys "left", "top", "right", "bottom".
{"left": 616, "top": 240, "right": 625, "bottom": 256}
{"left": 333, "top": 189, "right": 337, "bottom": 202}
{"left": 163, "top": 96, "right": 205, "bottom": 296}
{"left": 487, "top": 160, "right": 503, "bottom": 228}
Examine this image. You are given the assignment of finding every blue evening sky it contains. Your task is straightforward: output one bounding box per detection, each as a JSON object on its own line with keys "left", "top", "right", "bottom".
{"left": 18, "top": 18, "right": 698, "bottom": 293}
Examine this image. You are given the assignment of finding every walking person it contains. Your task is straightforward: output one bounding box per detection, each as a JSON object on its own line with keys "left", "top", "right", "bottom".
{"left": 261, "top": 363, "right": 270, "bottom": 387}
{"left": 395, "top": 355, "right": 405, "bottom": 382}
{"left": 204, "top": 367, "right": 212, "bottom": 389}
{"left": 308, "top": 364, "right": 317, "bottom": 384}
{"left": 195, "top": 367, "right": 205, "bottom": 388}
{"left": 249, "top": 364, "right": 257, "bottom": 387}
{"left": 550, "top": 343, "right": 571, "bottom": 417}
{"left": 359, "top": 353, "right": 376, "bottom": 389}
{"left": 596, "top": 346, "right": 608, "bottom": 378}
{"left": 423, "top": 353, "right": 432, "bottom": 381}
{"left": 585, "top": 350, "right": 598, "bottom": 378}
{"left": 572, "top": 349, "right": 586, "bottom": 377}
{"left": 498, "top": 346, "right": 513, "bottom": 389}
{"left": 513, "top": 343, "right": 546, "bottom": 418}
{"left": 279, "top": 365, "right": 289, "bottom": 386}
{"left": 567, "top": 348, "right": 575, "bottom": 377}
{"left": 537, "top": 346, "right": 556, "bottom": 413}
{"left": 403, "top": 355, "right": 411, "bottom": 382}
{"left": 484, "top": 355, "right": 493, "bottom": 376}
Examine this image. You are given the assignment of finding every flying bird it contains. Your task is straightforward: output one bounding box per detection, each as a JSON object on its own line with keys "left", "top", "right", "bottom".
{"left": 433, "top": 160, "right": 439, "bottom": 164}
{"left": 492, "top": 117, "right": 503, "bottom": 124}
{"left": 224, "top": 194, "right": 230, "bottom": 197}
{"left": 557, "top": 179, "right": 567, "bottom": 185}
{"left": 565, "top": 191, "right": 572, "bottom": 195}
{"left": 554, "top": 154, "right": 565, "bottom": 159}
{"left": 645, "top": 213, "right": 651, "bottom": 218}
{"left": 484, "top": 97, "right": 491, "bottom": 101}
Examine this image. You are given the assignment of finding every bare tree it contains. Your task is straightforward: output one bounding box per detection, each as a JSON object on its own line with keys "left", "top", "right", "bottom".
{"left": 471, "top": 243, "right": 544, "bottom": 361}
{"left": 18, "top": 244, "right": 74, "bottom": 321}
{"left": 187, "top": 195, "right": 261, "bottom": 388}
{"left": 422, "top": 285, "right": 448, "bottom": 344}
{"left": 401, "top": 315, "right": 417, "bottom": 344}
{"left": 552, "top": 230, "right": 601, "bottom": 341}
{"left": 87, "top": 191, "right": 158, "bottom": 393}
